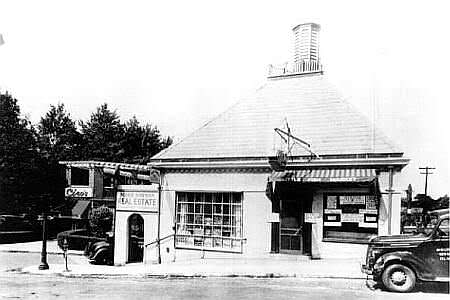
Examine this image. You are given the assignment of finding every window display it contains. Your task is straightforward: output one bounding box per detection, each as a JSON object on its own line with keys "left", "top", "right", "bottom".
{"left": 175, "top": 192, "right": 243, "bottom": 252}
{"left": 323, "top": 194, "right": 378, "bottom": 243}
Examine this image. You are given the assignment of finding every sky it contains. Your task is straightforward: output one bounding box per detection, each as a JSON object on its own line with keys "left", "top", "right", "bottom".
{"left": 0, "top": 0, "right": 449, "bottom": 198}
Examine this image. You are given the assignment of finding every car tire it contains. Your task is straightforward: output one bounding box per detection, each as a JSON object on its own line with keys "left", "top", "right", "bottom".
{"left": 381, "top": 264, "right": 416, "bottom": 293}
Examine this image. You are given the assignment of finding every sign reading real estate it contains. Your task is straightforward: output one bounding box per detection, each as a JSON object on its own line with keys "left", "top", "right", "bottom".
{"left": 116, "top": 186, "right": 159, "bottom": 212}
{"left": 65, "top": 186, "right": 93, "bottom": 198}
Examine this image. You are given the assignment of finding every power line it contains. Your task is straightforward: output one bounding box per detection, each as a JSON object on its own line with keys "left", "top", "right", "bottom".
{"left": 419, "top": 167, "right": 435, "bottom": 196}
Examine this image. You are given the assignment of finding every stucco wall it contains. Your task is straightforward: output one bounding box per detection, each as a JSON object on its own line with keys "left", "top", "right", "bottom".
{"left": 156, "top": 171, "right": 272, "bottom": 259}
{"left": 114, "top": 168, "right": 405, "bottom": 263}
{"left": 114, "top": 211, "right": 158, "bottom": 265}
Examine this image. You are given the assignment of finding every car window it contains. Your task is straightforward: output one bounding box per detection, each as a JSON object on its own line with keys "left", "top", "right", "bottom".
{"left": 436, "top": 219, "right": 449, "bottom": 237}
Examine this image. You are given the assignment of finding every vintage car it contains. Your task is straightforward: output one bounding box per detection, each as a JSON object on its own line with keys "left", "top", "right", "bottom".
{"left": 362, "top": 213, "right": 449, "bottom": 292}
{"left": 57, "top": 229, "right": 113, "bottom": 265}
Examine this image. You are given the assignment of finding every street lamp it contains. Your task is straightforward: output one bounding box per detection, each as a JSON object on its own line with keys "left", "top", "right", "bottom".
{"left": 38, "top": 212, "right": 49, "bottom": 270}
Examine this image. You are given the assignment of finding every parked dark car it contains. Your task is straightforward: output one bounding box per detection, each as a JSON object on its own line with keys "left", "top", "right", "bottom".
{"left": 85, "top": 236, "right": 113, "bottom": 265}
{"left": 57, "top": 229, "right": 113, "bottom": 265}
{"left": 0, "top": 215, "right": 40, "bottom": 244}
{"left": 362, "top": 213, "right": 449, "bottom": 292}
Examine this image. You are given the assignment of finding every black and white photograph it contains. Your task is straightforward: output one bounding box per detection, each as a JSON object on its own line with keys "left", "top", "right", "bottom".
{"left": 0, "top": 0, "right": 448, "bottom": 299}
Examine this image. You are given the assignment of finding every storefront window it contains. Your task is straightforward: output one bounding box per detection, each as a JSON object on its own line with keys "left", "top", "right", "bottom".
{"left": 175, "top": 192, "right": 243, "bottom": 252}
{"left": 323, "top": 194, "right": 378, "bottom": 243}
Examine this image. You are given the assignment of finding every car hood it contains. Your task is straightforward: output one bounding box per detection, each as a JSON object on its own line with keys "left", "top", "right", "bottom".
{"left": 370, "top": 233, "right": 429, "bottom": 245}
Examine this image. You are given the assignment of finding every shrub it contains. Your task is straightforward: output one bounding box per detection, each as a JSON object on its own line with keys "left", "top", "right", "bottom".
{"left": 89, "top": 206, "right": 113, "bottom": 238}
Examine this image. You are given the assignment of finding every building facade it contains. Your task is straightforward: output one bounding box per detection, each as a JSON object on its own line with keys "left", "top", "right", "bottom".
{"left": 62, "top": 23, "right": 409, "bottom": 265}
{"left": 138, "top": 23, "right": 409, "bottom": 264}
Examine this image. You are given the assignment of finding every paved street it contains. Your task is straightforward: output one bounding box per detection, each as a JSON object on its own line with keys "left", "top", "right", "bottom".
{"left": 0, "top": 273, "right": 448, "bottom": 300}
{"left": 0, "top": 252, "right": 448, "bottom": 299}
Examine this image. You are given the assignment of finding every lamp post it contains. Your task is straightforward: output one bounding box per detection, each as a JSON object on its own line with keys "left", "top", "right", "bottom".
{"left": 38, "top": 212, "right": 49, "bottom": 270}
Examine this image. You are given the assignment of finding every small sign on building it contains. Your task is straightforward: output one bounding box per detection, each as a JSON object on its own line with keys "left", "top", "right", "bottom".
{"left": 65, "top": 186, "right": 93, "bottom": 198}
{"left": 116, "top": 185, "right": 159, "bottom": 212}
{"left": 304, "top": 213, "right": 321, "bottom": 223}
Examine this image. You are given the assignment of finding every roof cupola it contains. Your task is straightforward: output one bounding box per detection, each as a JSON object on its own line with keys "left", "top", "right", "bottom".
{"left": 268, "top": 22, "right": 323, "bottom": 78}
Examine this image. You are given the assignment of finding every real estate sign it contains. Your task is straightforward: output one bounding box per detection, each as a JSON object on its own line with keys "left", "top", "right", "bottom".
{"left": 116, "top": 185, "right": 159, "bottom": 212}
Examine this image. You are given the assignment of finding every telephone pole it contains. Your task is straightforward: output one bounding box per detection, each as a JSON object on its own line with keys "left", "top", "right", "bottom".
{"left": 419, "top": 167, "right": 435, "bottom": 196}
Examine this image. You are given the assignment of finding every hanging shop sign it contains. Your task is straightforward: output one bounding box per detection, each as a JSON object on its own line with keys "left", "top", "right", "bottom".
{"left": 116, "top": 185, "right": 159, "bottom": 212}
{"left": 149, "top": 168, "right": 161, "bottom": 184}
{"left": 65, "top": 186, "right": 93, "bottom": 198}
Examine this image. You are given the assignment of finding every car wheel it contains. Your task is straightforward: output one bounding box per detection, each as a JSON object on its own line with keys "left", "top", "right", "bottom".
{"left": 381, "top": 264, "right": 416, "bottom": 293}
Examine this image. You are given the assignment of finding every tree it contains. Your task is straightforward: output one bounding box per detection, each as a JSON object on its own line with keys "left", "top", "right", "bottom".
{"left": 36, "top": 103, "right": 83, "bottom": 212}
{"left": 80, "top": 103, "right": 125, "bottom": 161}
{"left": 38, "top": 103, "right": 82, "bottom": 162}
{"left": 0, "top": 92, "right": 41, "bottom": 214}
{"left": 122, "top": 116, "right": 173, "bottom": 164}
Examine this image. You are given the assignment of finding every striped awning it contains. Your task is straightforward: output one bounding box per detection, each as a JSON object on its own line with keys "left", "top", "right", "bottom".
{"left": 269, "top": 168, "right": 377, "bottom": 183}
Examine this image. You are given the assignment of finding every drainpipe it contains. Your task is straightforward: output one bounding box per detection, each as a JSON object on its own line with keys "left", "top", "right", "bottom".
{"left": 387, "top": 167, "right": 394, "bottom": 235}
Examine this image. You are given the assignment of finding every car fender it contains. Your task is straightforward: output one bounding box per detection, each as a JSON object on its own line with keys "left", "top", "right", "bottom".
{"left": 88, "top": 241, "right": 111, "bottom": 259}
{"left": 374, "top": 251, "right": 433, "bottom": 281}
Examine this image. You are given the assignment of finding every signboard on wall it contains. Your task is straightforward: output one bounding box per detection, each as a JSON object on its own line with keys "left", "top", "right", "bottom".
{"left": 359, "top": 209, "right": 378, "bottom": 228}
{"left": 65, "top": 186, "right": 93, "bottom": 198}
{"left": 341, "top": 213, "right": 364, "bottom": 223}
{"left": 304, "top": 213, "right": 321, "bottom": 223}
{"left": 324, "top": 209, "right": 342, "bottom": 226}
{"left": 116, "top": 185, "right": 159, "bottom": 212}
{"left": 340, "top": 195, "right": 366, "bottom": 205}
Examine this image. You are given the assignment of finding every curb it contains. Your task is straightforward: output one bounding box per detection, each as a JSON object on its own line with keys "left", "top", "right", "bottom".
{"left": 11, "top": 268, "right": 366, "bottom": 280}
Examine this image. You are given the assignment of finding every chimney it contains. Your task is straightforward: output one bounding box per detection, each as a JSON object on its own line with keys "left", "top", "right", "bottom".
{"left": 292, "top": 23, "right": 320, "bottom": 64}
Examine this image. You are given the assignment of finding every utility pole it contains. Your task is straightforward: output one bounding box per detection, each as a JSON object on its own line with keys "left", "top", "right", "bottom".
{"left": 419, "top": 167, "right": 435, "bottom": 196}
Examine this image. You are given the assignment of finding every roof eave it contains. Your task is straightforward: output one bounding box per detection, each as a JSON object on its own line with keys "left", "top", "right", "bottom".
{"left": 149, "top": 156, "right": 410, "bottom": 171}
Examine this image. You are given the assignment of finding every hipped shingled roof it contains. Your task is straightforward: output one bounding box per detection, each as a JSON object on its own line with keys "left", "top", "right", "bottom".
{"left": 152, "top": 74, "right": 400, "bottom": 161}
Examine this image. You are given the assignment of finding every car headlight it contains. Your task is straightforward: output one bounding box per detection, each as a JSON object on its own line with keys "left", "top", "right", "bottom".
{"left": 368, "top": 249, "right": 382, "bottom": 264}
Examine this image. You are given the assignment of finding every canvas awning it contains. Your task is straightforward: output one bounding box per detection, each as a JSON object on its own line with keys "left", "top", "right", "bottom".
{"left": 72, "top": 200, "right": 91, "bottom": 218}
{"left": 268, "top": 168, "right": 377, "bottom": 183}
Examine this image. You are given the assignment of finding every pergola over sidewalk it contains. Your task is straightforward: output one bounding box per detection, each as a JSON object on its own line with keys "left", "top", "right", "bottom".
{"left": 59, "top": 160, "right": 161, "bottom": 218}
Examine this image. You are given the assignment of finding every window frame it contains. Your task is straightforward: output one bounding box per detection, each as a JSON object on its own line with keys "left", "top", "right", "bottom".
{"left": 174, "top": 191, "right": 244, "bottom": 253}
{"left": 322, "top": 192, "right": 379, "bottom": 244}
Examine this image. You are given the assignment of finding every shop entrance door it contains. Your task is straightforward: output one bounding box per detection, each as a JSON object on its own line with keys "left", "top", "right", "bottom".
{"left": 128, "top": 214, "right": 144, "bottom": 263}
{"left": 280, "top": 198, "right": 304, "bottom": 254}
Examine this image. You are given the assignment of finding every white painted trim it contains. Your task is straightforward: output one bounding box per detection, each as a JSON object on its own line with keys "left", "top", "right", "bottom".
{"left": 149, "top": 157, "right": 409, "bottom": 169}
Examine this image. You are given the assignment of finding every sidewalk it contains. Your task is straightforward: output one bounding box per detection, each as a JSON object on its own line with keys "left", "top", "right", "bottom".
{"left": 2, "top": 241, "right": 366, "bottom": 279}
{"left": 0, "top": 240, "right": 84, "bottom": 256}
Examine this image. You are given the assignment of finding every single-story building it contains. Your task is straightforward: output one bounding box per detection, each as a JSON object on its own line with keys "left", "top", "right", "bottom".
{"left": 61, "top": 23, "right": 409, "bottom": 265}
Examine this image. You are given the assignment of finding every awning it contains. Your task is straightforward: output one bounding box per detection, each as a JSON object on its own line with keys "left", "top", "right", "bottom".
{"left": 72, "top": 200, "right": 91, "bottom": 218}
{"left": 268, "top": 168, "right": 377, "bottom": 183}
